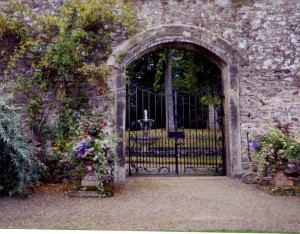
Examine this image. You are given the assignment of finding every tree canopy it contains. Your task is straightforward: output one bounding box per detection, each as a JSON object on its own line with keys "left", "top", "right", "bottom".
{"left": 126, "top": 48, "right": 221, "bottom": 94}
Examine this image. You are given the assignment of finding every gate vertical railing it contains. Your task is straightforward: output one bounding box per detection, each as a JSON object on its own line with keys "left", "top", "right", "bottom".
{"left": 174, "top": 91, "right": 179, "bottom": 175}
{"left": 126, "top": 80, "right": 225, "bottom": 176}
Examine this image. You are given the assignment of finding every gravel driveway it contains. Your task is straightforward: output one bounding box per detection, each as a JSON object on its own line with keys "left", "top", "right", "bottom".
{"left": 0, "top": 177, "right": 299, "bottom": 232}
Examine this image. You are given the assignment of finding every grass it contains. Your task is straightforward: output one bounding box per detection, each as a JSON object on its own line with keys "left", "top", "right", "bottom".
{"left": 126, "top": 156, "right": 222, "bottom": 165}
{"left": 126, "top": 128, "right": 223, "bottom": 148}
{"left": 126, "top": 128, "right": 224, "bottom": 174}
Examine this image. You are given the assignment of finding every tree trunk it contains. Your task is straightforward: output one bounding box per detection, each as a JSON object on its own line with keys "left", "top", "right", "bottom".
{"left": 165, "top": 50, "right": 175, "bottom": 131}
{"left": 208, "top": 104, "right": 218, "bottom": 130}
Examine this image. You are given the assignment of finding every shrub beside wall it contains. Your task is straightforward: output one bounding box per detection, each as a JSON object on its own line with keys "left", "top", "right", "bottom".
{"left": 0, "top": 89, "right": 38, "bottom": 196}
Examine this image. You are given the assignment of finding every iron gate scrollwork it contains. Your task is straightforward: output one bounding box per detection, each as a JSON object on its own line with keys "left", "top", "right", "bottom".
{"left": 126, "top": 81, "right": 225, "bottom": 176}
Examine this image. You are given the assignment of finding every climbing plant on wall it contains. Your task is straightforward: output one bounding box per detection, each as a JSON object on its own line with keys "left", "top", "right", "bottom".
{"left": 0, "top": 0, "right": 137, "bottom": 182}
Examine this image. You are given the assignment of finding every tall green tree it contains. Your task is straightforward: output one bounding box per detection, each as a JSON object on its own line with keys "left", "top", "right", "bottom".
{"left": 127, "top": 48, "right": 221, "bottom": 129}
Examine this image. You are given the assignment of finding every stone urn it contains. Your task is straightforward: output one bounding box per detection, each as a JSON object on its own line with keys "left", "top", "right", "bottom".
{"left": 81, "top": 161, "right": 97, "bottom": 187}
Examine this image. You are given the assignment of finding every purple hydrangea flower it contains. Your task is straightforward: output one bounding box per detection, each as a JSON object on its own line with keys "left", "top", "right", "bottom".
{"left": 252, "top": 139, "right": 260, "bottom": 151}
{"left": 77, "top": 141, "right": 87, "bottom": 155}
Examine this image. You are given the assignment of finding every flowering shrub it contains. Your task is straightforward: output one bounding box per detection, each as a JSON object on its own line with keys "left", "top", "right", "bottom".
{"left": 252, "top": 123, "right": 300, "bottom": 177}
{"left": 53, "top": 113, "right": 121, "bottom": 196}
{"left": 80, "top": 115, "right": 107, "bottom": 136}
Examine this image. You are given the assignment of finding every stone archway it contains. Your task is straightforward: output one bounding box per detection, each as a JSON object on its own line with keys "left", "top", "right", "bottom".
{"left": 108, "top": 24, "right": 247, "bottom": 179}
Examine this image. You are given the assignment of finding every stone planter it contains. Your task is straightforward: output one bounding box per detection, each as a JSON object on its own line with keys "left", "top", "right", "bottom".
{"left": 81, "top": 161, "right": 97, "bottom": 187}
{"left": 80, "top": 161, "right": 114, "bottom": 197}
{"left": 269, "top": 168, "right": 294, "bottom": 187}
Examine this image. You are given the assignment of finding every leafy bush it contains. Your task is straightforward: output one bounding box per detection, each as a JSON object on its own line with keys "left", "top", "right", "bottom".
{"left": 252, "top": 123, "right": 300, "bottom": 177}
{"left": 51, "top": 113, "right": 120, "bottom": 196}
{"left": 0, "top": 89, "right": 38, "bottom": 196}
{"left": 0, "top": 0, "right": 137, "bottom": 165}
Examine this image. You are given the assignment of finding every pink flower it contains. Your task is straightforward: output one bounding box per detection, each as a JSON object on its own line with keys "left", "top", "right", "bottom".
{"left": 107, "top": 153, "right": 111, "bottom": 159}
{"left": 59, "top": 160, "right": 64, "bottom": 164}
{"left": 288, "top": 163, "right": 294, "bottom": 168}
{"left": 88, "top": 147, "right": 95, "bottom": 152}
{"left": 87, "top": 166, "right": 92, "bottom": 171}
{"left": 81, "top": 152, "right": 87, "bottom": 158}
{"left": 93, "top": 155, "right": 98, "bottom": 161}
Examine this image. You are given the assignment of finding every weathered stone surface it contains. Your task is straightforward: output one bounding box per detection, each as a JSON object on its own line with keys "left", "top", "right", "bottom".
{"left": 1, "top": 0, "right": 299, "bottom": 181}
{"left": 81, "top": 174, "right": 97, "bottom": 187}
{"left": 269, "top": 170, "right": 294, "bottom": 187}
{"left": 241, "top": 172, "right": 260, "bottom": 184}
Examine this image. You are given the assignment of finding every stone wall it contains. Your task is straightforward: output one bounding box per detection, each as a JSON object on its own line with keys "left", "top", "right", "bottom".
{"left": 132, "top": 0, "right": 300, "bottom": 176}
{"left": 108, "top": 0, "right": 299, "bottom": 178}
{"left": 1, "top": 0, "right": 299, "bottom": 179}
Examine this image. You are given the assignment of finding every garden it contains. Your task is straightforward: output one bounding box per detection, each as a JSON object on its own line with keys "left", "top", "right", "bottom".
{"left": 250, "top": 123, "right": 300, "bottom": 195}
{"left": 0, "top": 0, "right": 300, "bottom": 199}
{"left": 0, "top": 0, "right": 137, "bottom": 197}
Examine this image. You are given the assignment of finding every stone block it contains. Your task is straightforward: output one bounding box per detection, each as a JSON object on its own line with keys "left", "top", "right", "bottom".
{"left": 81, "top": 174, "right": 98, "bottom": 187}
{"left": 269, "top": 170, "right": 294, "bottom": 187}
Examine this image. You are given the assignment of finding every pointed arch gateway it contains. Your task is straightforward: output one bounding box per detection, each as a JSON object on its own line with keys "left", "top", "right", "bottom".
{"left": 108, "top": 25, "right": 247, "bottom": 179}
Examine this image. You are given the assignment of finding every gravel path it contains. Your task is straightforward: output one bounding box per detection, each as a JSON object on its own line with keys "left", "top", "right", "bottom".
{"left": 0, "top": 177, "right": 299, "bottom": 232}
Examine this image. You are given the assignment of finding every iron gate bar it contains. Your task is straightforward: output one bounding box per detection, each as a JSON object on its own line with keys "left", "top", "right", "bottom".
{"left": 126, "top": 81, "right": 225, "bottom": 176}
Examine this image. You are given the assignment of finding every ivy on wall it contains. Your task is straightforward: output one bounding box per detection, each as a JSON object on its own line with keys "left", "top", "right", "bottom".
{"left": 1, "top": 0, "right": 137, "bottom": 92}
{"left": 0, "top": 0, "right": 137, "bottom": 169}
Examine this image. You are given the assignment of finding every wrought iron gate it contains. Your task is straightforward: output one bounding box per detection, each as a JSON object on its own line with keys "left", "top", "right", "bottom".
{"left": 126, "top": 81, "right": 225, "bottom": 176}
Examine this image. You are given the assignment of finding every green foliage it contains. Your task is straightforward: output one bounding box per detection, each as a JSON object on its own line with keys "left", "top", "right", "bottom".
{"left": 0, "top": 89, "right": 38, "bottom": 196}
{"left": 52, "top": 113, "right": 121, "bottom": 196}
{"left": 54, "top": 97, "right": 83, "bottom": 145}
{"left": 127, "top": 48, "right": 221, "bottom": 94}
{"left": 0, "top": 0, "right": 137, "bottom": 169}
{"left": 252, "top": 124, "right": 300, "bottom": 177}
{"left": 0, "top": 1, "right": 31, "bottom": 40}
{"left": 1, "top": 0, "right": 138, "bottom": 103}
{"left": 39, "top": 96, "right": 85, "bottom": 182}
{"left": 201, "top": 95, "right": 221, "bottom": 106}
{"left": 153, "top": 49, "right": 167, "bottom": 91}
